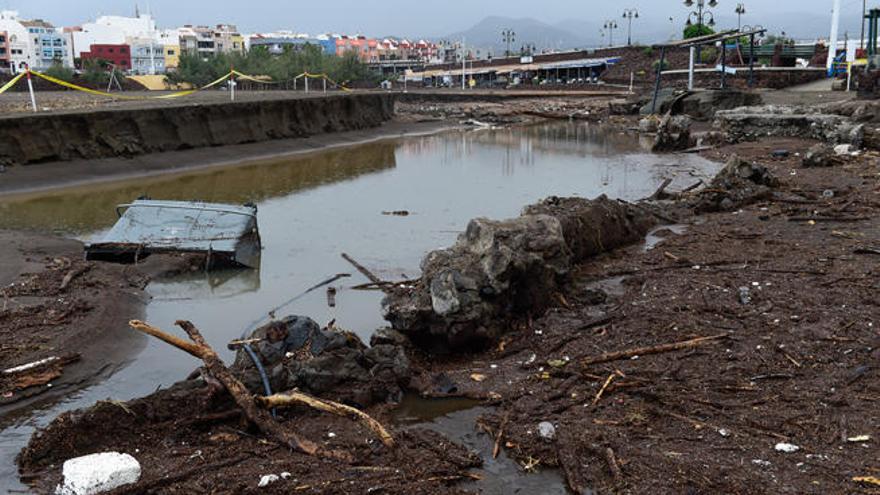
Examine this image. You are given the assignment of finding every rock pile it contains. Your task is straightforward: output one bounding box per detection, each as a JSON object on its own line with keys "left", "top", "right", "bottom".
{"left": 692, "top": 156, "right": 779, "bottom": 212}
{"left": 382, "top": 196, "right": 656, "bottom": 352}
{"left": 232, "top": 316, "right": 410, "bottom": 407}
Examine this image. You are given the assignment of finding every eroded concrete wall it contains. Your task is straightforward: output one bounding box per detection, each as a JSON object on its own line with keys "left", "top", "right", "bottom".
{"left": 0, "top": 93, "right": 395, "bottom": 165}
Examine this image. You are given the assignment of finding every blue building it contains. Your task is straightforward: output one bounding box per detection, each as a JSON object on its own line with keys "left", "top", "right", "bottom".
{"left": 23, "top": 19, "right": 71, "bottom": 69}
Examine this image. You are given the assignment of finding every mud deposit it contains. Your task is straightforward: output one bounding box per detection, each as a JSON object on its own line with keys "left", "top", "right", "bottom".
{"left": 0, "top": 93, "right": 393, "bottom": 166}
{"left": 3, "top": 122, "right": 720, "bottom": 493}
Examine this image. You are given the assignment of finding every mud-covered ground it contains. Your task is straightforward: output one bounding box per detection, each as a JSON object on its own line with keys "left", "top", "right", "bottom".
{"left": 15, "top": 125, "right": 880, "bottom": 494}
{"left": 0, "top": 232, "right": 207, "bottom": 413}
{"left": 412, "top": 137, "right": 880, "bottom": 494}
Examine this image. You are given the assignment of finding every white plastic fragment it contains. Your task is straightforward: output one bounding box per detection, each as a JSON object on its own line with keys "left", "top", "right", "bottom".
{"left": 775, "top": 443, "right": 800, "bottom": 453}
{"left": 55, "top": 452, "right": 141, "bottom": 495}
{"left": 538, "top": 421, "right": 556, "bottom": 439}
{"left": 847, "top": 435, "right": 871, "bottom": 443}
{"left": 258, "top": 474, "right": 280, "bottom": 488}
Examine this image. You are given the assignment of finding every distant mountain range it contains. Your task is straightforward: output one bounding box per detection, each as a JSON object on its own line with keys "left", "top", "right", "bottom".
{"left": 444, "top": 13, "right": 863, "bottom": 56}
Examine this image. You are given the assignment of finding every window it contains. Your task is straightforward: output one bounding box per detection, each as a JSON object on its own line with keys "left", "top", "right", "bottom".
{"left": 53, "top": 39, "right": 62, "bottom": 46}
{"left": 54, "top": 50, "right": 62, "bottom": 58}
{"left": 0, "top": 48, "right": 6, "bottom": 55}
{"left": 42, "top": 50, "right": 52, "bottom": 58}
{"left": 108, "top": 48, "right": 114, "bottom": 53}
{"left": 167, "top": 49, "right": 175, "bottom": 55}
{"left": 0, "top": 36, "right": 6, "bottom": 43}
{"left": 120, "top": 47, "right": 127, "bottom": 53}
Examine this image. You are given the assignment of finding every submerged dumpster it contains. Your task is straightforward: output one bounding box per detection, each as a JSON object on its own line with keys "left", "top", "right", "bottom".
{"left": 86, "top": 200, "right": 261, "bottom": 269}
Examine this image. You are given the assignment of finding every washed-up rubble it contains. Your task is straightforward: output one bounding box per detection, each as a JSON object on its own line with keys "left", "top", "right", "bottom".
{"left": 382, "top": 195, "right": 657, "bottom": 351}
{"left": 652, "top": 114, "right": 694, "bottom": 152}
{"left": 231, "top": 315, "right": 410, "bottom": 407}
{"left": 691, "top": 155, "right": 778, "bottom": 212}
{"left": 715, "top": 104, "right": 865, "bottom": 145}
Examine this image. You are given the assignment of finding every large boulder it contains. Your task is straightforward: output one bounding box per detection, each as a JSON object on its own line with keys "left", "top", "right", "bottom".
{"left": 231, "top": 316, "right": 410, "bottom": 406}
{"left": 383, "top": 196, "right": 656, "bottom": 352}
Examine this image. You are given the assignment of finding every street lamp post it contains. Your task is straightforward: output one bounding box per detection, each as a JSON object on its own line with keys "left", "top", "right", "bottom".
{"left": 622, "top": 9, "right": 639, "bottom": 46}
{"left": 685, "top": 0, "right": 717, "bottom": 34}
{"left": 735, "top": 3, "right": 746, "bottom": 31}
{"left": 684, "top": 0, "right": 718, "bottom": 61}
{"left": 502, "top": 29, "right": 516, "bottom": 57}
{"left": 603, "top": 20, "right": 619, "bottom": 47}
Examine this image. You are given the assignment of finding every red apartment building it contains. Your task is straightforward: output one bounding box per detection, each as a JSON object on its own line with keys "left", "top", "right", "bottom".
{"left": 80, "top": 44, "right": 131, "bottom": 70}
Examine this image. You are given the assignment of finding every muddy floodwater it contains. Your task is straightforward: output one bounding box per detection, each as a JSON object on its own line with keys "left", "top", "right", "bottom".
{"left": 0, "top": 122, "right": 720, "bottom": 491}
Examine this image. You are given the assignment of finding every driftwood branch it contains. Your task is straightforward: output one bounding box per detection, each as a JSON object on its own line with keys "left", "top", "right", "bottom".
{"left": 582, "top": 334, "right": 727, "bottom": 366}
{"left": 174, "top": 320, "right": 341, "bottom": 459}
{"left": 127, "top": 319, "right": 351, "bottom": 461}
{"left": 129, "top": 320, "right": 207, "bottom": 358}
{"left": 258, "top": 391, "right": 394, "bottom": 447}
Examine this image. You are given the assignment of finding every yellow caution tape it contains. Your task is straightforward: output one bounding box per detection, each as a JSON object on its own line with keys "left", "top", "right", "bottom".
{"left": 29, "top": 71, "right": 232, "bottom": 100}
{"left": 0, "top": 72, "right": 25, "bottom": 95}
{"left": 854, "top": 476, "right": 880, "bottom": 486}
{"left": 10, "top": 68, "right": 351, "bottom": 101}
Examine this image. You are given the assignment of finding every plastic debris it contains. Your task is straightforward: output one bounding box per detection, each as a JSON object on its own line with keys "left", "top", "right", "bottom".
{"left": 470, "top": 373, "right": 487, "bottom": 382}
{"left": 55, "top": 452, "right": 141, "bottom": 495}
{"left": 847, "top": 435, "right": 871, "bottom": 443}
{"left": 854, "top": 476, "right": 880, "bottom": 486}
{"left": 258, "top": 474, "right": 280, "bottom": 488}
{"left": 538, "top": 421, "right": 556, "bottom": 439}
{"left": 774, "top": 443, "right": 800, "bottom": 453}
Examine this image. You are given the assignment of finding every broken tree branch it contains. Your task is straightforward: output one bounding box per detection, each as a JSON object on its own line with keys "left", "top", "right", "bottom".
{"left": 341, "top": 253, "right": 384, "bottom": 285}
{"left": 582, "top": 334, "right": 728, "bottom": 366}
{"left": 127, "top": 319, "right": 350, "bottom": 461}
{"left": 174, "top": 320, "right": 339, "bottom": 460}
{"left": 257, "top": 391, "right": 395, "bottom": 447}
{"left": 129, "top": 320, "right": 207, "bottom": 358}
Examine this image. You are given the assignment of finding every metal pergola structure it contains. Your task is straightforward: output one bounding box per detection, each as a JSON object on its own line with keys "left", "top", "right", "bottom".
{"left": 649, "top": 27, "right": 768, "bottom": 113}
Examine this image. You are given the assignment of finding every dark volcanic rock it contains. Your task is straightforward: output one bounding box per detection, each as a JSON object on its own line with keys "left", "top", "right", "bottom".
{"left": 232, "top": 316, "right": 410, "bottom": 407}
{"left": 383, "top": 196, "right": 656, "bottom": 352}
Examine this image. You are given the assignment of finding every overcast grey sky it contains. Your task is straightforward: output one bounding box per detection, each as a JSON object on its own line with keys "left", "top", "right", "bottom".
{"left": 0, "top": 0, "right": 866, "bottom": 37}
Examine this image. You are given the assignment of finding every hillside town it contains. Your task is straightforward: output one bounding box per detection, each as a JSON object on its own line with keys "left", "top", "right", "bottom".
{"left": 0, "top": 8, "right": 447, "bottom": 76}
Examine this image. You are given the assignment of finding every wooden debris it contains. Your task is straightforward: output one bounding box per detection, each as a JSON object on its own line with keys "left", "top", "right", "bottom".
{"left": 592, "top": 371, "right": 623, "bottom": 406}
{"left": 582, "top": 334, "right": 727, "bottom": 366}
{"left": 605, "top": 447, "right": 623, "bottom": 484}
{"left": 257, "top": 391, "right": 395, "bottom": 447}
{"left": 59, "top": 265, "right": 91, "bottom": 291}
{"left": 127, "top": 319, "right": 357, "bottom": 460}
{"left": 341, "top": 253, "right": 384, "bottom": 285}
{"left": 649, "top": 178, "right": 673, "bottom": 201}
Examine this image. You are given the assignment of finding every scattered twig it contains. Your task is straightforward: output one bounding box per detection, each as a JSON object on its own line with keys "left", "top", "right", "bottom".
{"left": 592, "top": 371, "right": 623, "bottom": 406}
{"left": 59, "top": 265, "right": 90, "bottom": 291}
{"left": 648, "top": 178, "right": 673, "bottom": 201}
{"left": 493, "top": 413, "right": 510, "bottom": 459}
{"left": 581, "top": 334, "right": 728, "bottom": 366}
{"left": 114, "top": 454, "right": 250, "bottom": 494}
{"left": 605, "top": 447, "right": 624, "bottom": 485}
{"left": 341, "top": 253, "right": 384, "bottom": 285}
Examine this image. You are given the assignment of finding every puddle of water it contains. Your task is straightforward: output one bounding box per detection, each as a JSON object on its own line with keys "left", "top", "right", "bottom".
{"left": 419, "top": 406, "right": 569, "bottom": 495}
{"left": 643, "top": 224, "right": 689, "bottom": 252}
{"left": 0, "top": 122, "right": 720, "bottom": 491}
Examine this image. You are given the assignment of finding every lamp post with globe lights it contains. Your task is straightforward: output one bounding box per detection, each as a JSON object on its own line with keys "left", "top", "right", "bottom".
{"left": 604, "top": 20, "right": 619, "bottom": 47}
{"left": 622, "top": 9, "right": 639, "bottom": 46}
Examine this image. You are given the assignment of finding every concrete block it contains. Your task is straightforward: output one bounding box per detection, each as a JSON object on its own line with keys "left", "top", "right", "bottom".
{"left": 55, "top": 452, "right": 141, "bottom": 495}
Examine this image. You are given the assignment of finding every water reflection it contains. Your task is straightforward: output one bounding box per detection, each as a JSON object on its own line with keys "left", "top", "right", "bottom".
{"left": 0, "top": 143, "right": 397, "bottom": 235}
